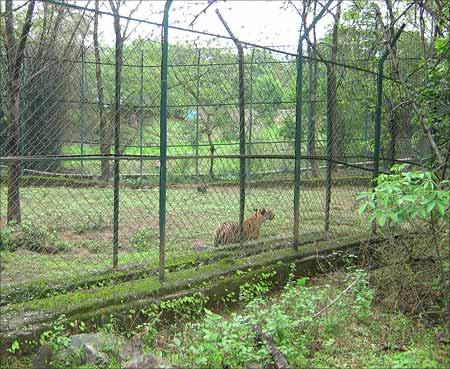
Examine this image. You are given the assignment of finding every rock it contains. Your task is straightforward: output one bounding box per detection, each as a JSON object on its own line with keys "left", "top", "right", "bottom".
{"left": 121, "top": 354, "right": 172, "bottom": 369}
{"left": 82, "top": 343, "right": 109, "bottom": 365}
{"left": 245, "top": 363, "right": 262, "bottom": 369}
{"left": 69, "top": 332, "right": 139, "bottom": 362}
{"left": 32, "top": 343, "right": 53, "bottom": 369}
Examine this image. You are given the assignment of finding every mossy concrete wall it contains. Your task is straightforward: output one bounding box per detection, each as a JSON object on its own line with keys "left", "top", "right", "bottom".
{"left": 0, "top": 233, "right": 385, "bottom": 355}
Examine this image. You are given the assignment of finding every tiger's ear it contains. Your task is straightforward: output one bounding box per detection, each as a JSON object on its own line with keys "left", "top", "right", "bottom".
{"left": 254, "top": 208, "right": 258, "bottom": 212}
{"left": 260, "top": 208, "right": 266, "bottom": 214}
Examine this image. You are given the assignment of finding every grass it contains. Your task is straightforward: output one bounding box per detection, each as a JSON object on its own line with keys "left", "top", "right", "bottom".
{"left": 0, "top": 183, "right": 367, "bottom": 288}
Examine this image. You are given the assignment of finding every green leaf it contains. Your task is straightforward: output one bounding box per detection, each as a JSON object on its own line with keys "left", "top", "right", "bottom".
{"left": 426, "top": 201, "right": 436, "bottom": 213}
{"left": 358, "top": 203, "right": 368, "bottom": 216}
{"left": 378, "top": 213, "right": 387, "bottom": 227}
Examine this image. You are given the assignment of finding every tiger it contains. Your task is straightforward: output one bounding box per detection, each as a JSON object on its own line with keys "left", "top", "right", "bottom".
{"left": 214, "top": 208, "right": 275, "bottom": 246}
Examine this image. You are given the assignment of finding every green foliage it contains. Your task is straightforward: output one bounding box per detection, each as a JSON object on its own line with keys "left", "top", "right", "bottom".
{"left": 162, "top": 270, "right": 448, "bottom": 369}
{"left": 185, "top": 309, "right": 268, "bottom": 368}
{"left": 130, "top": 228, "right": 157, "bottom": 252}
{"left": 159, "top": 292, "right": 209, "bottom": 320}
{"left": 238, "top": 270, "right": 276, "bottom": 303}
{"left": 0, "top": 222, "right": 49, "bottom": 252}
{"left": 419, "top": 36, "right": 449, "bottom": 162}
{"left": 0, "top": 221, "right": 69, "bottom": 254}
{"left": 6, "top": 340, "right": 20, "bottom": 354}
{"left": 39, "top": 315, "right": 72, "bottom": 351}
{"left": 358, "top": 165, "right": 449, "bottom": 227}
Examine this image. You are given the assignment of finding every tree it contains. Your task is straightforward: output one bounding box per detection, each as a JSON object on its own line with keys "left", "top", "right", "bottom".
{"left": 94, "top": 0, "right": 111, "bottom": 180}
{"left": 171, "top": 46, "right": 239, "bottom": 178}
{"left": 327, "top": 1, "right": 342, "bottom": 171}
{"left": 302, "top": 0, "right": 320, "bottom": 176}
{"left": 4, "top": 0, "right": 36, "bottom": 224}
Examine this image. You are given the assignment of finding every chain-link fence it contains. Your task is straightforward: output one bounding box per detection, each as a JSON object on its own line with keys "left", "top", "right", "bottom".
{"left": 0, "top": 1, "right": 429, "bottom": 320}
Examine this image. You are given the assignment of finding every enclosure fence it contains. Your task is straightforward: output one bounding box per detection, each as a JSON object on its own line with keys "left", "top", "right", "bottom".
{"left": 0, "top": 0, "right": 429, "bottom": 312}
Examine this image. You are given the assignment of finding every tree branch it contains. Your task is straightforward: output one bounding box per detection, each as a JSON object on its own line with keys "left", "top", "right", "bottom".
{"left": 254, "top": 324, "right": 291, "bottom": 369}
{"left": 376, "top": 3, "right": 444, "bottom": 167}
{"left": 189, "top": 0, "right": 221, "bottom": 28}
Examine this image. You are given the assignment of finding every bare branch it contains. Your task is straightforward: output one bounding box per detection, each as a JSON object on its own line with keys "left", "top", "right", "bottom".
{"left": 254, "top": 324, "right": 291, "bottom": 369}
{"left": 376, "top": 3, "right": 444, "bottom": 167}
{"left": 189, "top": 0, "right": 221, "bottom": 28}
{"left": 122, "top": 0, "right": 143, "bottom": 40}
{"left": 0, "top": 0, "right": 30, "bottom": 17}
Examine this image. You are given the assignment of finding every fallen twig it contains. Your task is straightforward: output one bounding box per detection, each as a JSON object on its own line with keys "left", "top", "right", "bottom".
{"left": 254, "top": 324, "right": 291, "bottom": 369}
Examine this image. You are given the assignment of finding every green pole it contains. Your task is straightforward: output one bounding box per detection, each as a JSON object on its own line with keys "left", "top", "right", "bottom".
{"left": 364, "top": 110, "right": 369, "bottom": 157}
{"left": 19, "top": 58, "right": 26, "bottom": 156}
{"left": 80, "top": 48, "right": 85, "bottom": 176}
{"left": 159, "top": 0, "right": 173, "bottom": 282}
{"left": 373, "top": 24, "right": 405, "bottom": 232}
{"left": 293, "top": 0, "right": 333, "bottom": 249}
{"left": 324, "top": 66, "right": 333, "bottom": 233}
{"left": 216, "top": 10, "right": 246, "bottom": 244}
{"left": 195, "top": 48, "right": 200, "bottom": 179}
{"left": 247, "top": 48, "right": 255, "bottom": 192}
{"left": 139, "top": 49, "right": 144, "bottom": 179}
{"left": 112, "top": 8, "right": 126, "bottom": 269}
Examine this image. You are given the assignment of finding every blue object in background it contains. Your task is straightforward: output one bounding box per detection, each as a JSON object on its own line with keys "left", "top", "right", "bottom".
{"left": 186, "top": 109, "right": 196, "bottom": 121}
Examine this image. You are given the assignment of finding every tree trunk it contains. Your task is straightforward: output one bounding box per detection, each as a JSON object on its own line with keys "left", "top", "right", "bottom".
{"left": 94, "top": 0, "right": 111, "bottom": 180}
{"left": 7, "top": 81, "right": 21, "bottom": 224}
{"left": 4, "top": 0, "right": 36, "bottom": 224}
{"left": 328, "top": 2, "right": 341, "bottom": 172}
{"left": 207, "top": 131, "right": 215, "bottom": 179}
{"left": 307, "top": 9, "right": 319, "bottom": 177}
{"left": 302, "top": 0, "right": 319, "bottom": 177}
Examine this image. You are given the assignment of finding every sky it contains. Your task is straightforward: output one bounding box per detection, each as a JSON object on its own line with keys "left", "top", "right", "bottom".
{"left": 93, "top": 0, "right": 337, "bottom": 51}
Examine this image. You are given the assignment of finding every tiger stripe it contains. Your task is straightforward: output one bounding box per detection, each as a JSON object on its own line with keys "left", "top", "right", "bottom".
{"left": 213, "top": 208, "right": 275, "bottom": 246}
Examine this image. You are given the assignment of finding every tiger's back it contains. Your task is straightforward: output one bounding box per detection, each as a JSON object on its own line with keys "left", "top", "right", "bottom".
{"left": 213, "top": 208, "right": 274, "bottom": 247}
{"left": 214, "top": 221, "right": 240, "bottom": 246}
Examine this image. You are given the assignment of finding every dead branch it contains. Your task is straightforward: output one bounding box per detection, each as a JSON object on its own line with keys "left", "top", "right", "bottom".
{"left": 189, "top": 0, "right": 221, "bottom": 28}
{"left": 254, "top": 324, "right": 291, "bottom": 369}
{"left": 122, "top": 0, "right": 143, "bottom": 40}
{"left": 0, "top": 0, "right": 30, "bottom": 17}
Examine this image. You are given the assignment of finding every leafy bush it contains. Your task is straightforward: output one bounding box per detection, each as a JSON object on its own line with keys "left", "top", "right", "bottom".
{"left": 358, "top": 165, "right": 449, "bottom": 314}
{"left": 0, "top": 222, "right": 68, "bottom": 253}
{"left": 357, "top": 164, "right": 449, "bottom": 228}
{"left": 0, "top": 222, "right": 50, "bottom": 252}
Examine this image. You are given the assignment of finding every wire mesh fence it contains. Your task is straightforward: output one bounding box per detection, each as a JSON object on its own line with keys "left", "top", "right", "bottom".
{"left": 0, "top": 0, "right": 429, "bottom": 318}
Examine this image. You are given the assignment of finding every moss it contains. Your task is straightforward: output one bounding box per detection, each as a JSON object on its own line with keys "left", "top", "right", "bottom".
{"left": 4, "top": 233, "right": 370, "bottom": 319}
{"left": 1, "top": 233, "right": 322, "bottom": 306}
{"left": 0, "top": 234, "right": 371, "bottom": 355}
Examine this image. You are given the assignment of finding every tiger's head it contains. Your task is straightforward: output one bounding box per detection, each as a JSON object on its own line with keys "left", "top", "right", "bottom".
{"left": 254, "top": 208, "right": 275, "bottom": 221}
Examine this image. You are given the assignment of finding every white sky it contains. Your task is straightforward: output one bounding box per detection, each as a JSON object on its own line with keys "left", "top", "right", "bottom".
{"left": 94, "top": 0, "right": 337, "bottom": 51}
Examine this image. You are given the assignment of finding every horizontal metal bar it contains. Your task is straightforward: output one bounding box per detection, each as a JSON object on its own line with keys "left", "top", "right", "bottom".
{"left": 58, "top": 96, "right": 370, "bottom": 109}
{"left": 0, "top": 154, "right": 420, "bottom": 166}
{"left": 0, "top": 52, "right": 421, "bottom": 70}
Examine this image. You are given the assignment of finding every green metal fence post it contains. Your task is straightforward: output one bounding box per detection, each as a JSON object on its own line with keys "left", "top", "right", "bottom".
{"left": 293, "top": 0, "right": 333, "bottom": 249}
{"left": 293, "top": 40, "right": 304, "bottom": 250}
{"left": 247, "top": 48, "right": 255, "bottom": 192}
{"left": 159, "top": 0, "right": 173, "bottom": 282}
{"left": 139, "top": 49, "right": 144, "bottom": 179}
{"left": 373, "top": 24, "right": 405, "bottom": 232}
{"left": 364, "top": 110, "right": 369, "bottom": 157}
{"left": 216, "top": 10, "right": 246, "bottom": 244}
{"left": 112, "top": 11, "right": 126, "bottom": 269}
{"left": 19, "top": 58, "right": 26, "bottom": 157}
{"left": 80, "top": 48, "right": 85, "bottom": 176}
{"left": 195, "top": 48, "right": 201, "bottom": 179}
{"left": 324, "top": 66, "right": 333, "bottom": 233}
